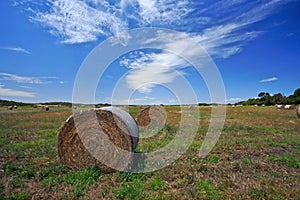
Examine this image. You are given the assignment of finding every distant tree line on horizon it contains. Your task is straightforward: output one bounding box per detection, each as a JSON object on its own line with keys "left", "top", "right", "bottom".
{"left": 0, "top": 100, "right": 73, "bottom": 107}
{"left": 1, "top": 88, "right": 300, "bottom": 107}
{"left": 0, "top": 99, "right": 32, "bottom": 106}
{"left": 237, "top": 88, "right": 300, "bottom": 106}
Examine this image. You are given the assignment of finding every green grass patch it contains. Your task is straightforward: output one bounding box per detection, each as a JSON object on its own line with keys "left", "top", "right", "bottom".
{"left": 269, "top": 154, "right": 300, "bottom": 168}
{"left": 204, "top": 154, "right": 220, "bottom": 164}
{"left": 41, "top": 166, "right": 101, "bottom": 197}
{"left": 194, "top": 180, "right": 223, "bottom": 199}
{"left": 138, "top": 124, "right": 177, "bottom": 152}
{"left": 37, "top": 164, "right": 66, "bottom": 180}
{"left": 244, "top": 187, "right": 286, "bottom": 200}
{"left": 118, "top": 172, "right": 147, "bottom": 182}
{"left": 149, "top": 178, "right": 165, "bottom": 191}
{"left": 0, "top": 182, "right": 4, "bottom": 193}
{"left": 190, "top": 140, "right": 203, "bottom": 151}
{"left": 115, "top": 180, "right": 145, "bottom": 200}
{"left": 1, "top": 192, "right": 31, "bottom": 200}
{"left": 64, "top": 166, "right": 101, "bottom": 185}
{"left": 241, "top": 157, "right": 251, "bottom": 164}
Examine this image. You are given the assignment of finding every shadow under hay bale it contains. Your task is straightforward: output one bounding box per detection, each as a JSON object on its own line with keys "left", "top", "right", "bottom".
{"left": 58, "top": 107, "right": 139, "bottom": 173}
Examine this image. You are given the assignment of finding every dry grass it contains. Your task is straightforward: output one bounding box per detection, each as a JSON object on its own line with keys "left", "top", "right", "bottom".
{"left": 0, "top": 106, "right": 299, "bottom": 199}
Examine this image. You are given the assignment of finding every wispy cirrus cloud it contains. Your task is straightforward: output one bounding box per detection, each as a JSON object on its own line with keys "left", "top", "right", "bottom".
{"left": 0, "top": 73, "right": 60, "bottom": 84}
{"left": 134, "top": 0, "right": 192, "bottom": 25}
{"left": 0, "top": 46, "right": 31, "bottom": 54}
{"left": 0, "top": 84, "right": 35, "bottom": 97}
{"left": 189, "top": 0, "right": 295, "bottom": 58}
{"left": 226, "top": 97, "right": 243, "bottom": 103}
{"left": 260, "top": 77, "right": 278, "bottom": 83}
{"left": 17, "top": 0, "right": 295, "bottom": 55}
{"left": 26, "top": 0, "right": 128, "bottom": 44}
{"left": 120, "top": 50, "right": 187, "bottom": 93}
{"left": 19, "top": 0, "right": 191, "bottom": 44}
{"left": 20, "top": 85, "right": 33, "bottom": 89}
{"left": 0, "top": 73, "right": 44, "bottom": 84}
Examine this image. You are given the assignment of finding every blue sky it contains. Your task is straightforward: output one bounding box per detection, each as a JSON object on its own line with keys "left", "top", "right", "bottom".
{"left": 0, "top": 0, "right": 299, "bottom": 104}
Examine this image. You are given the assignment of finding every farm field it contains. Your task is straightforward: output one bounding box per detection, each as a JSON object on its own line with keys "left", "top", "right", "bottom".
{"left": 0, "top": 106, "right": 299, "bottom": 199}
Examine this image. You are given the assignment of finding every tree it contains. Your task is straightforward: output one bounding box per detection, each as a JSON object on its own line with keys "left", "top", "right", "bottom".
{"left": 236, "top": 88, "right": 300, "bottom": 106}
{"left": 258, "top": 92, "right": 266, "bottom": 98}
{"left": 258, "top": 92, "right": 271, "bottom": 105}
{"left": 294, "top": 88, "right": 300, "bottom": 97}
{"left": 288, "top": 88, "right": 300, "bottom": 104}
{"left": 272, "top": 93, "right": 284, "bottom": 104}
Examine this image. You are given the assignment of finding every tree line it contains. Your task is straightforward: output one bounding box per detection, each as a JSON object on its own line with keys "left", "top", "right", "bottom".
{"left": 238, "top": 88, "right": 300, "bottom": 106}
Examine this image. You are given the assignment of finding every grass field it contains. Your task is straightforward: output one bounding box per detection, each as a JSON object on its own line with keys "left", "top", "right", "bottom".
{"left": 0, "top": 106, "right": 299, "bottom": 199}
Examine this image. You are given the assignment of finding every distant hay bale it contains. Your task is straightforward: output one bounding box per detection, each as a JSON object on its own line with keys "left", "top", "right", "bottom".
{"left": 284, "top": 105, "right": 295, "bottom": 110}
{"left": 57, "top": 107, "right": 138, "bottom": 172}
{"left": 276, "top": 104, "right": 284, "bottom": 109}
{"left": 297, "top": 107, "right": 300, "bottom": 118}
{"left": 7, "top": 106, "right": 13, "bottom": 110}
{"left": 42, "top": 106, "right": 49, "bottom": 111}
{"left": 137, "top": 106, "right": 167, "bottom": 129}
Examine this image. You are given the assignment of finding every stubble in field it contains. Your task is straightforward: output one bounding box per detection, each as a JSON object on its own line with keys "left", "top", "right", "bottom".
{"left": 0, "top": 106, "right": 299, "bottom": 199}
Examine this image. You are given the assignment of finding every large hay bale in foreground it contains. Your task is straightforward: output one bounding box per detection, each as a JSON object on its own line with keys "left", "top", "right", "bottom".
{"left": 137, "top": 106, "right": 167, "bottom": 129}
{"left": 58, "top": 107, "right": 138, "bottom": 172}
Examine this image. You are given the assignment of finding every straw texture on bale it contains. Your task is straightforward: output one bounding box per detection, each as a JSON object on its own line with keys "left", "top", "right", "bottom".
{"left": 58, "top": 107, "right": 138, "bottom": 172}
{"left": 136, "top": 106, "right": 167, "bottom": 129}
{"left": 101, "top": 107, "right": 139, "bottom": 149}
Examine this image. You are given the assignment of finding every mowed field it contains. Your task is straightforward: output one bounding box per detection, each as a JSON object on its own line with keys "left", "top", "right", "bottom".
{"left": 0, "top": 106, "right": 299, "bottom": 199}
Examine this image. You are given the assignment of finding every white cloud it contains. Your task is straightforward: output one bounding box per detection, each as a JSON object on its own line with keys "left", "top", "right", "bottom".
{"left": 106, "top": 96, "right": 163, "bottom": 105}
{"left": 29, "top": 0, "right": 128, "bottom": 44}
{"left": 20, "top": 0, "right": 192, "bottom": 44}
{"left": 0, "top": 46, "right": 31, "bottom": 54}
{"left": 0, "top": 84, "right": 35, "bottom": 97}
{"left": 260, "top": 77, "right": 278, "bottom": 83}
{"left": 168, "top": 98, "right": 179, "bottom": 104}
{"left": 0, "top": 73, "right": 63, "bottom": 84}
{"left": 136, "top": 0, "right": 192, "bottom": 25}
{"left": 196, "top": 0, "right": 292, "bottom": 58}
{"left": 193, "top": 24, "right": 262, "bottom": 58}
{"left": 130, "top": 96, "right": 156, "bottom": 104}
{"left": 19, "top": 0, "right": 294, "bottom": 56}
{"left": 0, "top": 73, "right": 44, "bottom": 84}
{"left": 226, "top": 97, "right": 243, "bottom": 103}
{"left": 120, "top": 51, "right": 187, "bottom": 93}
{"left": 20, "top": 85, "right": 33, "bottom": 89}
{"left": 117, "top": 27, "right": 260, "bottom": 93}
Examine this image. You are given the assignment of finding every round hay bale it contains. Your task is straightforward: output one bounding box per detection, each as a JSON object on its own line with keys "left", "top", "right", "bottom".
{"left": 297, "top": 106, "right": 300, "bottom": 118}
{"left": 284, "top": 105, "right": 295, "bottom": 110}
{"left": 58, "top": 107, "right": 139, "bottom": 172}
{"left": 136, "top": 106, "right": 167, "bottom": 129}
